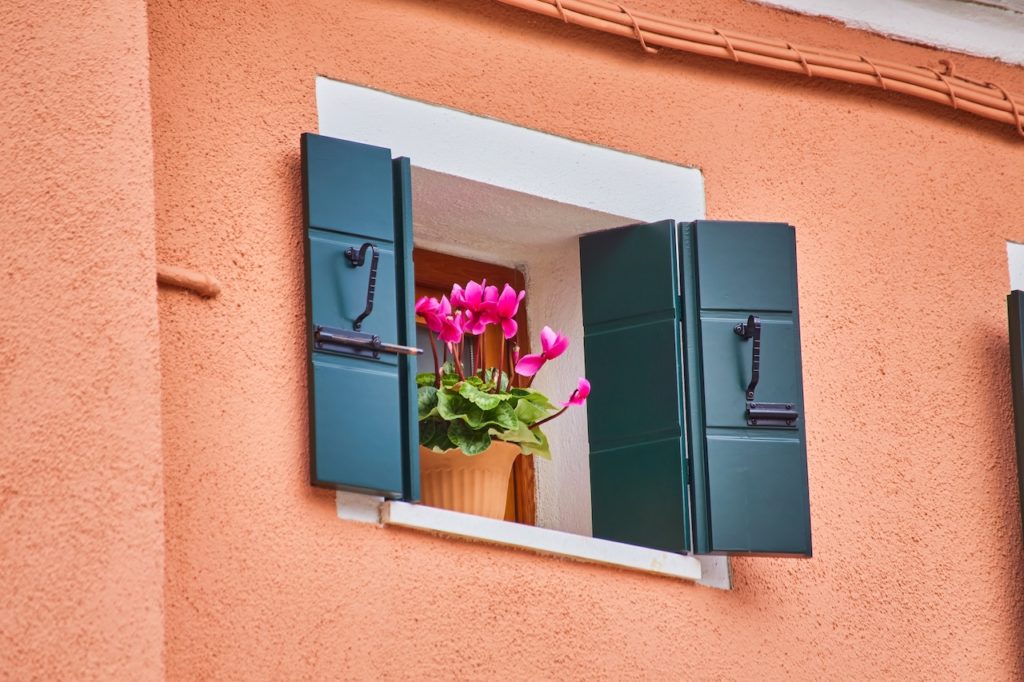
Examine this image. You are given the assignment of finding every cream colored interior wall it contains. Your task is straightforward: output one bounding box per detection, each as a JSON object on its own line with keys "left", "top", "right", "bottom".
{"left": 411, "top": 174, "right": 630, "bottom": 537}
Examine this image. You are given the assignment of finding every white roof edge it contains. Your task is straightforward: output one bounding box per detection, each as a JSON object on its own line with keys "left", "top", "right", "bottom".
{"left": 752, "top": 0, "right": 1024, "bottom": 66}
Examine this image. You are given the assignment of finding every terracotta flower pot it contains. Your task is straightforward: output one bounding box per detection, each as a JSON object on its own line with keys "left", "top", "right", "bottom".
{"left": 418, "top": 440, "right": 520, "bottom": 519}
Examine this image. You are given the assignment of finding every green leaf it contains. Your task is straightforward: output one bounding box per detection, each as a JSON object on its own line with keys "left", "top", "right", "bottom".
{"left": 519, "top": 427, "right": 552, "bottom": 460}
{"left": 510, "top": 387, "right": 557, "bottom": 411}
{"left": 459, "top": 382, "right": 502, "bottom": 411}
{"left": 418, "top": 386, "right": 439, "bottom": 420}
{"left": 416, "top": 372, "right": 437, "bottom": 387}
{"left": 438, "top": 390, "right": 518, "bottom": 430}
{"left": 485, "top": 401, "right": 519, "bottom": 431}
{"left": 437, "top": 390, "right": 484, "bottom": 425}
{"left": 513, "top": 397, "right": 549, "bottom": 425}
{"left": 420, "top": 418, "right": 455, "bottom": 452}
{"left": 448, "top": 420, "right": 492, "bottom": 455}
{"left": 419, "top": 417, "right": 437, "bottom": 446}
{"left": 491, "top": 421, "right": 540, "bottom": 445}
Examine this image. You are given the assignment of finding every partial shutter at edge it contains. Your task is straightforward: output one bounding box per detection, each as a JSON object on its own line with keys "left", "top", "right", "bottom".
{"left": 301, "top": 133, "right": 418, "bottom": 499}
{"left": 1006, "top": 291, "right": 1024, "bottom": 541}
{"left": 579, "top": 220, "right": 690, "bottom": 554}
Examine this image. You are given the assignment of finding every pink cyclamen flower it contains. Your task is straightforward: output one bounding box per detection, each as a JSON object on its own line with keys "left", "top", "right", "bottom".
{"left": 462, "top": 311, "right": 488, "bottom": 336}
{"left": 514, "top": 326, "right": 570, "bottom": 377}
{"left": 438, "top": 309, "right": 464, "bottom": 344}
{"left": 487, "top": 284, "right": 525, "bottom": 339}
{"left": 461, "top": 280, "right": 489, "bottom": 312}
{"left": 415, "top": 296, "right": 444, "bottom": 333}
{"left": 449, "top": 284, "right": 465, "bottom": 309}
{"left": 562, "top": 378, "right": 591, "bottom": 407}
{"left": 457, "top": 281, "right": 499, "bottom": 335}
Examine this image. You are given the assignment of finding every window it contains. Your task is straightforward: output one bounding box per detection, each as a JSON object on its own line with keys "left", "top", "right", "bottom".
{"left": 305, "top": 79, "right": 810, "bottom": 578}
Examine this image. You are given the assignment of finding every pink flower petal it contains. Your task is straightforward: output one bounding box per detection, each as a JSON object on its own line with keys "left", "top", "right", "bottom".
{"left": 501, "top": 317, "right": 518, "bottom": 339}
{"left": 541, "top": 327, "right": 569, "bottom": 359}
{"left": 514, "top": 353, "right": 545, "bottom": 377}
{"left": 415, "top": 296, "right": 439, "bottom": 316}
{"left": 496, "top": 284, "right": 523, "bottom": 318}
{"left": 424, "top": 313, "right": 443, "bottom": 333}
{"left": 464, "top": 280, "right": 486, "bottom": 311}
{"left": 439, "top": 312, "right": 464, "bottom": 343}
{"left": 539, "top": 326, "right": 557, "bottom": 353}
{"left": 562, "top": 378, "right": 591, "bottom": 407}
{"left": 449, "top": 284, "right": 465, "bottom": 308}
{"left": 464, "top": 311, "right": 489, "bottom": 335}
{"left": 576, "top": 378, "right": 591, "bottom": 399}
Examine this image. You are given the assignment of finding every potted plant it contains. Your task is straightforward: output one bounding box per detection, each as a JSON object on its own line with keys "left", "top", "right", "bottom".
{"left": 416, "top": 280, "right": 590, "bottom": 519}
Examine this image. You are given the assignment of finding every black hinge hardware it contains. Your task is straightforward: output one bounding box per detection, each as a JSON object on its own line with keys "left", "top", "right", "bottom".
{"left": 314, "top": 325, "right": 421, "bottom": 359}
{"left": 734, "top": 314, "right": 799, "bottom": 428}
{"left": 345, "top": 242, "right": 379, "bottom": 330}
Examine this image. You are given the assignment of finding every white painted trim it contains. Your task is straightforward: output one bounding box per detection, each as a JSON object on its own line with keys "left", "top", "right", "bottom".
{"left": 1007, "top": 241, "right": 1024, "bottom": 290}
{"left": 315, "top": 78, "right": 704, "bottom": 223}
{"left": 695, "top": 554, "right": 732, "bottom": 590}
{"left": 753, "top": 0, "right": 1024, "bottom": 65}
{"left": 336, "top": 491, "right": 383, "bottom": 524}
{"left": 381, "top": 501, "right": 703, "bottom": 582}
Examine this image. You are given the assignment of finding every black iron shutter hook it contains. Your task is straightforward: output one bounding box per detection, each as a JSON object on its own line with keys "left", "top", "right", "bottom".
{"left": 734, "top": 314, "right": 799, "bottom": 427}
{"left": 733, "top": 314, "right": 761, "bottom": 400}
{"left": 345, "top": 242, "right": 379, "bottom": 331}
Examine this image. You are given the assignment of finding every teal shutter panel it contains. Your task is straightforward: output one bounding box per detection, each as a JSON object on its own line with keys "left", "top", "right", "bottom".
{"left": 301, "top": 133, "right": 418, "bottom": 499}
{"left": 681, "top": 220, "right": 811, "bottom": 555}
{"left": 1006, "top": 291, "right": 1024, "bottom": 541}
{"left": 579, "top": 221, "right": 690, "bottom": 553}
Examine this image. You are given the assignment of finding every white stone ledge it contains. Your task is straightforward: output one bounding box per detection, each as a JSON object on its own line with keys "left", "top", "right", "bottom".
{"left": 380, "top": 500, "right": 703, "bottom": 582}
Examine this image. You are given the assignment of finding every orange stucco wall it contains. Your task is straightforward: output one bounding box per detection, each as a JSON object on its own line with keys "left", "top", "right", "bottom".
{"left": 147, "top": 1, "right": 1024, "bottom": 677}
{"left": 1, "top": 0, "right": 165, "bottom": 678}
{"left": 7, "top": 0, "right": 1023, "bottom": 678}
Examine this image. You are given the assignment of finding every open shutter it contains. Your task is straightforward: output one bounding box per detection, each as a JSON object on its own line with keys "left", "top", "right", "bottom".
{"left": 301, "top": 133, "right": 418, "bottom": 500}
{"left": 1006, "top": 291, "right": 1024, "bottom": 540}
{"left": 680, "top": 220, "right": 811, "bottom": 555}
{"left": 579, "top": 221, "right": 690, "bottom": 553}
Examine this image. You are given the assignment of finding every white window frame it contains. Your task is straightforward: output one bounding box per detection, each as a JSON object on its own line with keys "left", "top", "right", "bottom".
{"left": 317, "top": 77, "right": 728, "bottom": 588}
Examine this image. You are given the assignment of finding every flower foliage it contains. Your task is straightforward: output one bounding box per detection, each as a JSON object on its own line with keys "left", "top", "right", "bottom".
{"left": 416, "top": 280, "right": 589, "bottom": 459}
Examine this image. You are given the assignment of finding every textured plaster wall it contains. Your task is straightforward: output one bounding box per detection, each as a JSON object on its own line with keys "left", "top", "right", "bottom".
{"left": 0, "top": 0, "right": 165, "bottom": 678}
{"left": 148, "top": 0, "right": 1024, "bottom": 678}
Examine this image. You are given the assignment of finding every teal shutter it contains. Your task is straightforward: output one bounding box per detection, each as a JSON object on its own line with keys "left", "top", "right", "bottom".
{"left": 580, "top": 221, "right": 690, "bottom": 553}
{"left": 301, "top": 133, "right": 419, "bottom": 500}
{"left": 681, "top": 220, "right": 811, "bottom": 555}
{"left": 1006, "top": 291, "right": 1024, "bottom": 541}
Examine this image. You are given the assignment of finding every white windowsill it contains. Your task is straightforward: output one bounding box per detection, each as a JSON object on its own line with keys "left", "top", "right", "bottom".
{"left": 336, "top": 492, "right": 726, "bottom": 584}
{"left": 383, "top": 501, "right": 702, "bottom": 581}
